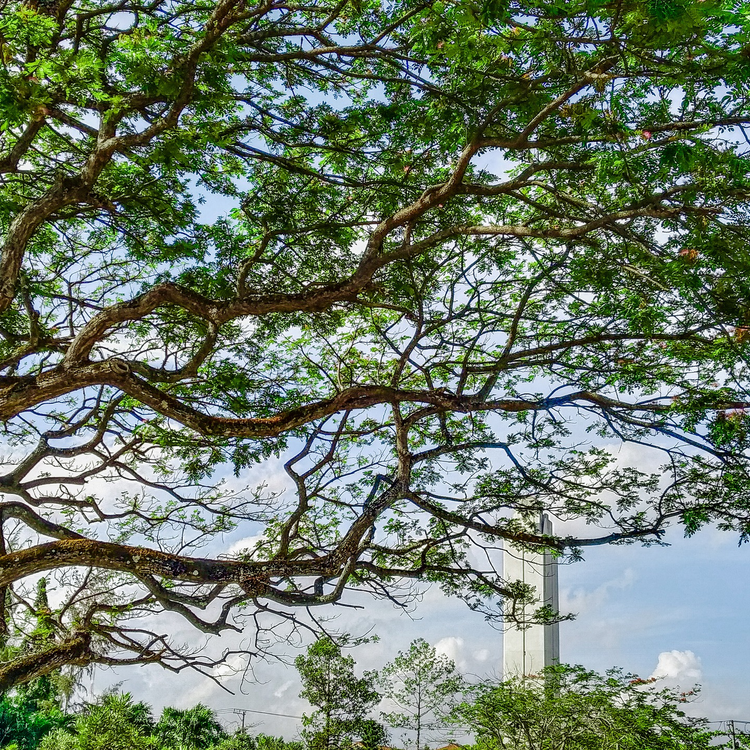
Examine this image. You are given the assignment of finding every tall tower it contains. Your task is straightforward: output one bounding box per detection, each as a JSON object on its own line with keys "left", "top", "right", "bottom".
{"left": 502, "top": 512, "right": 560, "bottom": 677}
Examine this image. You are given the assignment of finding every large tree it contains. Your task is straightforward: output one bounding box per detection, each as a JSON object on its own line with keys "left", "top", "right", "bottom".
{"left": 1, "top": 0, "right": 750, "bottom": 689}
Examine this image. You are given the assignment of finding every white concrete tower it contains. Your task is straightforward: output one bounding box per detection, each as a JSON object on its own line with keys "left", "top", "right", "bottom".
{"left": 502, "top": 512, "right": 560, "bottom": 677}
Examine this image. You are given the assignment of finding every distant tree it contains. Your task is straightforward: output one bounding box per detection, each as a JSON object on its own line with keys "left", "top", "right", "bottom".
{"left": 357, "top": 719, "right": 388, "bottom": 750}
{"left": 379, "top": 639, "right": 465, "bottom": 750}
{"left": 296, "top": 638, "right": 384, "bottom": 750}
{"left": 156, "top": 704, "right": 227, "bottom": 750}
{"left": 209, "top": 730, "right": 255, "bottom": 750}
{"left": 14, "top": 579, "right": 58, "bottom": 711}
{"left": 453, "top": 665, "right": 720, "bottom": 750}
{"left": 253, "top": 734, "right": 304, "bottom": 750}
{"left": 0, "top": 692, "right": 70, "bottom": 750}
{"left": 38, "top": 693, "right": 158, "bottom": 750}
{"left": 210, "top": 732, "right": 306, "bottom": 750}
{"left": 8, "top": 578, "right": 80, "bottom": 714}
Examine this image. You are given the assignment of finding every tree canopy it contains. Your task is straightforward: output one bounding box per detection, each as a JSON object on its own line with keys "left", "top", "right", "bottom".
{"left": 296, "top": 637, "right": 384, "bottom": 750}
{"left": 379, "top": 638, "right": 463, "bottom": 750}
{"left": 454, "top": 665, "right": 722, "bottom": 750}
{"left": 1, "top": 0, "right": 750, "bottom": 688}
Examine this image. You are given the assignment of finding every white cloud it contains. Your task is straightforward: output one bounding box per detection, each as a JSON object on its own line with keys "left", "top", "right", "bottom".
{"left": 603, "top": 440, "right": 666, "bottom": 475}
{"left": 180, "top": 675, "right": 224, "bottom": 707}
{"left": 274, "top": 680, "right": 294, "bottom": 699}
{"left": 434, "top": 636, "right": 465, "bottom": 669}
{"left": 212, "top": 652, "right": 248, "bottom": 679}
{"left": 559, "top": 568, "right": 636, "bottom": 616}
{"left": 228, "top": 533, "right": 264, "bottom": 556}
{"left": 177, "top": 652, "right": 249, "bottom": 706}
{"left": 650, "top": 650, "right": 702, "bottom": 683}
{"left": 473, "top": 649, "right": 490, "bottom": 663}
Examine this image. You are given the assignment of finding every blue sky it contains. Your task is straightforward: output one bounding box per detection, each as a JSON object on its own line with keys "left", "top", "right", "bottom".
{"left": 95, "top": 507, "right": 750, "bottom": 739}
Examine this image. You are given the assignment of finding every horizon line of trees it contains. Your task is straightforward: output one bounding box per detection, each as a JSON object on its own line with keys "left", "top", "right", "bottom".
{"left": 2, "top": 633, "right": 748, "bottom": 750}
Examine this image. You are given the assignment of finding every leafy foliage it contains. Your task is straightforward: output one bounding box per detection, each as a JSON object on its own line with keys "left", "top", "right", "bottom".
{"left": 296, "top": 638, "right": 385, "bottom": 750}
{"left": 0, "top": 0, "right": 750, "bottom": 687}
{"left": 38, "top": 693, "right": 159, "bottom": 750}
{"left": 379, "top": 639, "right": 464, "bottom": 750}
{"left": 453, "top": 665, "right": 721, "bottom": 750}
{"left": 0, "top": 658, "right": 747, "bottom": 750}
{"left": 156, "top": 705, "right": 227, "bottom": 750}
{"left": 0, "top": 694, "right": 69, "bottom": 750}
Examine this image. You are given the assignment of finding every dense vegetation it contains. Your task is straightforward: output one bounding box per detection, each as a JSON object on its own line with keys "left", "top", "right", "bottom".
{"left": 0, "top": 688, "right": 300, "bottom": 750}
{"left": 1, "top": 637, "right": 747, "bottom": 750}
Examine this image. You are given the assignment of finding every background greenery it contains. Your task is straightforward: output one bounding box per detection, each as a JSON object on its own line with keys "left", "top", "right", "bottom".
{"left": 2, "top": 636, "right": 748, "bottom": 750}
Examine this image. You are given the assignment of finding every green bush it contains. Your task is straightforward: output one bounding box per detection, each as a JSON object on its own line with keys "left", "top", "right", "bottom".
{"left": 38, "top": 694, "right": 158, "bottom": 750}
